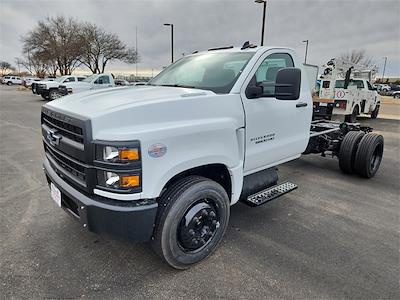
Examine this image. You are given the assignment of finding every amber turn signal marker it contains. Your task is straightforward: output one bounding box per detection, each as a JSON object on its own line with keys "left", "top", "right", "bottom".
{"left": 120, "top": 175, "right": 140, "bottom": 188}
{"left": 119, "top": 148, "right": 139, "bottom": 160}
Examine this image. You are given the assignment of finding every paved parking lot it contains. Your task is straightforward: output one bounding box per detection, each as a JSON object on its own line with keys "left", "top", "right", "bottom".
{"left": 1, "top": 85, "right": 399, "bottom": 299}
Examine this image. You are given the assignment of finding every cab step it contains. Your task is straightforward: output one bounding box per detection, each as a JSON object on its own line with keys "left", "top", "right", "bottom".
{"left": 246, "top": 181, "right": 298, "bottom": 207}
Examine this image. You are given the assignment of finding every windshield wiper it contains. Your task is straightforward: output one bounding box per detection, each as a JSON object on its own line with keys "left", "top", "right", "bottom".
{"left": 159, "top": 84, "right": 196, "bottom": 89}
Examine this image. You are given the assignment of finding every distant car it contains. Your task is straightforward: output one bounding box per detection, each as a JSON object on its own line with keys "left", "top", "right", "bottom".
{"left": 115, "top": 79, "right": 130, "bottom": 86}
{"left": 389, "top": 84, "right": 400, "bottom": 92}
{"left": 23, "top": 77, "right": 41, "bottom": 87}
{"left": 2, "top": 76, "right": 22, "bottom": 85}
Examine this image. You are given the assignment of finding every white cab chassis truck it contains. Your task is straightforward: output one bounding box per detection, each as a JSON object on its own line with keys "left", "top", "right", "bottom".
{"left": 313, "top": 59, "right": 380, "bottom": 122}
{"left": 33, "top": 75, "right": 86, "bottom": 100}
{"left": 58, "top": 73, "right": 115, "bottom": 97}
{"left": 41, "top": 44, "right": 384, "bottom": 269}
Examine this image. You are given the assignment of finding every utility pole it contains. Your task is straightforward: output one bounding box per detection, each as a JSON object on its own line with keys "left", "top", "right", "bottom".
{"left": 302, "top": 40, "right": 309, "bottom": 64}
{"left": 255, "top": 0, "right": 267, "bottom": 46}
{"left": 381, "top": 57, "right": 387, "bottom": 83}
{"left": 164, "top": 23, "right": 174, "bottom": 63}
{"left": 135, "top": 27, "right": 138, "bottom": 79}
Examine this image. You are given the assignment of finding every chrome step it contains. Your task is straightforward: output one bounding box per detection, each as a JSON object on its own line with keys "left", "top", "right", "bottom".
{"left": 246, "top": 181, "right": 297, "bottom": 206}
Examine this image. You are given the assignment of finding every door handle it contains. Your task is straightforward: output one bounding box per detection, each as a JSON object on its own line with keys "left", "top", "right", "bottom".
{"left": 296, "top": 102, "right": 308, "bottom": 108}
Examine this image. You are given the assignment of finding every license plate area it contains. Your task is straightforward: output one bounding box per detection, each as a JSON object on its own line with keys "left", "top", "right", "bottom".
{"left": 50, "top": 182, "right": 61, "bottom": 207}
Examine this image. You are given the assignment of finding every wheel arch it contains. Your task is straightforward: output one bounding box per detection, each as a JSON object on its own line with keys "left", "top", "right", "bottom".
{"left": 160, "top": 163, "right": 233, "bottom": 203}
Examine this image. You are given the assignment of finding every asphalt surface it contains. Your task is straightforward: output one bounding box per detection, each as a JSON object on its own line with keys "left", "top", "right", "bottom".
{"left": 1, "top": 85, "right": 399, "bottom": 299}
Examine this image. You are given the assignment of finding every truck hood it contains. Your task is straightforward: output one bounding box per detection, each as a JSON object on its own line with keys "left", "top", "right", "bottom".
{"left": 61, "top": 81, "right": 91, "bottom": 88}
{"left": 45, "top": 85, "right": 214, "bottom": 118}
{"left": 36, "top": 80, "right": 58, "bottom": 85}
{"left": 43, "top": 85, "right": 244, "bottom": 147}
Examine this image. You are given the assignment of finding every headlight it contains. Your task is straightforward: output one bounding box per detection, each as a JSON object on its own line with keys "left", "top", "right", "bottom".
{"left": 98, "top": 171, "right": 140, "bottom": 190}
{"left": 97, "top": 145, "right": 139, "bottom": 163}
{"left": 94, "top": 142, "right": 142, "bottom": 193}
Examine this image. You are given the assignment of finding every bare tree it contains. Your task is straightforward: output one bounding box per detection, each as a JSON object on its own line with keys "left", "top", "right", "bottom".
{"left": 15, "top": 52, "right": 49, "bottom": 76}
{"left": 339, "top": 49, "right": 375, "bottom": 68}
{"left": 22, "top": 16, "right": 84, "bottom": 75}
{"left": 0, "top": 61, "right": 15, "bottom": 75}
{"left": 80, "top": 22, "right": 138, "bottom": 73}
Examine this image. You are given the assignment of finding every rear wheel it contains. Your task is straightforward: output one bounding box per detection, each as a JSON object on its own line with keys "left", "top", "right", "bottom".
{"left": 152, "top": 176, "right": 230, "bottom": 269}
{"left": 345, "top": 106, "right": 359, "bottom": 123}
{"left": 338, "top": 131, "right": 365, "bottom": 174}
{"left": 354, "top": 133, "right": 384, "bottom": 178}
{"left": 371, "top": 105, "right": 380, "bottom": 119}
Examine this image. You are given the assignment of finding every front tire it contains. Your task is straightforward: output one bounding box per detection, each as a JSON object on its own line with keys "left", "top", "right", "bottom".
{"left": 354, "top": 133, "right": 384, "bottom": 178}
{"left": 152, "top": 176, "right": 230, "bottom": 269}
{"left": 49, "top": 89, "right": 60, "bottom": 101}
{"left": 394, "top": 94, "right": 400, "bottom": 99}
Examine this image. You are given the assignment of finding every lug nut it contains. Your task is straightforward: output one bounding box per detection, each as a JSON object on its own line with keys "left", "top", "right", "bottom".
{"left": 201, "top": 209, "right": 209, "bottom": 217}
{"left": 189, "top": 229, "right": 195, "bottom": 236}
{"left": 209, "top": 211, "right": 216, "bottom": 218}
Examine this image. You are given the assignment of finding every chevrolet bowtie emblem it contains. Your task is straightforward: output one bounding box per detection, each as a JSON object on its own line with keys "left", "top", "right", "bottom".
{"left": 47, "top": 129, "right": 62, "bottom": 146}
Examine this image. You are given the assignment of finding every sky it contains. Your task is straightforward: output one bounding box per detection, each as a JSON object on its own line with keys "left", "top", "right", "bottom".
{"left": 0, "top": 0, "right": 399, "bottom": 77}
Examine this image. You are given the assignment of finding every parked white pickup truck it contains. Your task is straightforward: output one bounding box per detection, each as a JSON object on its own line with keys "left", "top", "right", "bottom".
{"left": 41, "top": 44, "right": 384, "bottom": 269}
{"left": 58, "top": 73, "right": 115, "bottom": 97}
{"left": 33, "top": 75, "right": 86, "bottom": 100}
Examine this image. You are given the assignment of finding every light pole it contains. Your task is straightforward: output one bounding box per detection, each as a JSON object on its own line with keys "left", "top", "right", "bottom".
{"left": 302, "top": 40, "right": 309, "bottom": 64}
{"left": 255, "top": 0, "right": 267, "bottom": 46}
{"left": 164, "top": 23, "right": 174, "bottom": 64}
{"left": 381, "top": 56, "right": 387, "bottom": 83}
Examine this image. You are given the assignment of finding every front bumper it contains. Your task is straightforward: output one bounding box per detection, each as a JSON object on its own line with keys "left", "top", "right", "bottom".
{"left": 43, "top": 157, "right": 158, "bottom": 242}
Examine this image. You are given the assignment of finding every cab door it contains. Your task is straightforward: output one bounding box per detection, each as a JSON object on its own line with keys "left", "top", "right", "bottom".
{"left": 240, "top": 51, "right": 312, "bottom": 173}
{"left": 93, "top": 75, "right": 113, "bottom": 90}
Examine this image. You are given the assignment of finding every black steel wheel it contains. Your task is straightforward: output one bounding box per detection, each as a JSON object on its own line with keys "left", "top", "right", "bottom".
{"left": 338, "top": 131, "right": 365, "bottom": 174}
{"left": 152, "top": 176, "right": 230, "bottom": 269}
{"left": 354, "top": 133, "right": 384, "bottom": 178}
{"left": 345, "top": 105, "right": 359, "bottom": 123}
{"left": 371, "top": 105, "right": 380, "bottom": 119}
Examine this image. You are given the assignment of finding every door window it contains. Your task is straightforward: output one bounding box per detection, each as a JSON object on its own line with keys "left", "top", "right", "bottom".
{"left": 95, "top": 76, "right": 110, "bottom": 84}
{"left": 254, "top": 53, "right": 294, "bottom": 95}
{"left": 64, "top": 77, "right": 75, "bottom": 82}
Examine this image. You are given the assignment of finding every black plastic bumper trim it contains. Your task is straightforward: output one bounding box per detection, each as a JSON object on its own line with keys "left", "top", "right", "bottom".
{"left": 43, "top": 157, "right": 158, "bottom": 242}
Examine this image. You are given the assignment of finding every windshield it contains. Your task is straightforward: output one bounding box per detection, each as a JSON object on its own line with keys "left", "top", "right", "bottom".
{"left": 54, "top": 76, "right": 68, "bottom": 82}
{"left": 148, "top": 52, "right": 255, "bottom": 94}
{"left": 83, "top": 74, "right": 97, "bottom": 83}
{"left": 335, "top": 80, "right": 364, "bottom": 89}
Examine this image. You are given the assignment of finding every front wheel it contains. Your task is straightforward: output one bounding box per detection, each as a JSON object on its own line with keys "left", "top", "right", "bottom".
{"left": 394, "top": 94, "right": 400, "bottom": 99}
{"left": 49, "top": 89, "right": 61, "bottom": 101}
{"left": 152, "top": 176, "right": 230, "bottom": 269}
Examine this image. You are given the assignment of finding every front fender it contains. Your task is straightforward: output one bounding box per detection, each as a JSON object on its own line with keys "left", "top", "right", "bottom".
{"left": 138, "top": 119, "right": 244, "bottom": 201}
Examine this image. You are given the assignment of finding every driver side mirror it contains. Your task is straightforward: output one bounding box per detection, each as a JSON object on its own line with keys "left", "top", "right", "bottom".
{"left": 245, "top": 68, "right": 301, "bottom": 100}
{"left": 275, "top": 68, "right": 301, "bottom": 100}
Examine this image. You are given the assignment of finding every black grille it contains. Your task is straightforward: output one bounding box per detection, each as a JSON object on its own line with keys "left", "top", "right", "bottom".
{"left": 42, "top": 113, "right": 83, "bottom": 143}
{"left": 44, "top": 143, "right": 86, "bottom": 181}
{"left": 42, "top": 107, "right": 90, "bottom": 193}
